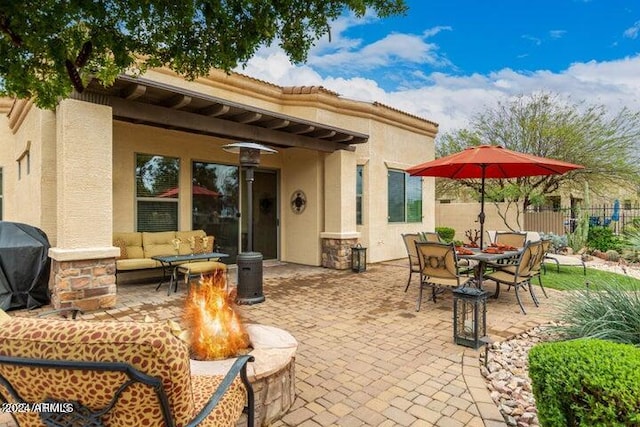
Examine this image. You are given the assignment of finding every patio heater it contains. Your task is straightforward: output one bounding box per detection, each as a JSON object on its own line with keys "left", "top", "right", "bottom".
{"left": 222, "top": 142, "right": 277, "bottom": 304}
{"left": 452, "top": 286, "right": 489, "bottom": 349}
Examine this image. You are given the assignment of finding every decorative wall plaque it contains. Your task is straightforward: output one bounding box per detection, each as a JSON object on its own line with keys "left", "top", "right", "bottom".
{"left": 290, "top": 190, "right": 307, "bottom": 214}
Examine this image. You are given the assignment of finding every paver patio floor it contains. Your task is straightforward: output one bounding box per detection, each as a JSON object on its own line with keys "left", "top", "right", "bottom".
{"left": 0, "top": 260, "right": 565, "bottom": 426}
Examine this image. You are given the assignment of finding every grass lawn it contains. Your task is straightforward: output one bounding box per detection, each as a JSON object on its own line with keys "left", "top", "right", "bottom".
{"left": 540, "top": 265, "right": 640, "bottom": 291}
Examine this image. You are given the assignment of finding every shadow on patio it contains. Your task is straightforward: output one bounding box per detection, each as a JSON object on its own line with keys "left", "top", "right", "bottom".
{"left": 2, "top": 260, "right": 563, "bottom": 427}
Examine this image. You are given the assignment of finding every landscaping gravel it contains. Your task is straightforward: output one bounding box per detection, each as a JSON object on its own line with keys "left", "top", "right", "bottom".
{"left": 480, "top": 258, "right": 640, "bottom": 426}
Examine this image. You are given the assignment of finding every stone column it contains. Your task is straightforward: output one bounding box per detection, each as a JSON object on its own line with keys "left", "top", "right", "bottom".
{"left": 48, "top": 99, "right": 119, "bottom": 310}
{"left": 320, "top": 150, "right": 360, "bottom": 269}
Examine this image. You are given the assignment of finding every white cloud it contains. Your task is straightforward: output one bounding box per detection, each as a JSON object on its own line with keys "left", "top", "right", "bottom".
{"left": 239, "top": 20, "right": 640, "bottom": 137}
{"left": 308, "top": 32, "right": 448, "bottom": 71}
{"left": 549, "top": 30, "right": 567, "bottom": 39}
{"left": 623, "top": 21, "right": 640, "bottom": 39}
{"left": 521, "top": 35, "right": 542, "bottom": 46}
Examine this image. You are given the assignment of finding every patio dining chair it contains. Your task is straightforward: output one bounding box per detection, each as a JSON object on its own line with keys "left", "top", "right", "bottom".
{"left": 401, "top": 233, "right": 421, "bottom": 292}
{"left": 419, "top": 231, "right": 442, "bottom": 242}
{"left": 494, "top": 231, "right": 528, "bottom": 248}
{"left": 414, "top": 241, "right": 472, "bottom": 312}
{"left": 483, "top": 241, "right": 539, "bottom": 314}
{"left": 493, "top": 239, "right": 550, "bottom": 299}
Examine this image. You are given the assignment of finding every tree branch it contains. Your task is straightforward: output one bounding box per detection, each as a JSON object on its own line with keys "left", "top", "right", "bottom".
{"left": 0, "top": 14, "right": 22, "bottom": 46}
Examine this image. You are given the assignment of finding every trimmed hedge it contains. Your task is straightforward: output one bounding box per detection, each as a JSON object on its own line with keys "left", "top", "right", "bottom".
{"left": 435, "top": 226, "right": 455, "bottom": 243}
{"left": 528, "top": 339, "right": 640, "bottom": 426}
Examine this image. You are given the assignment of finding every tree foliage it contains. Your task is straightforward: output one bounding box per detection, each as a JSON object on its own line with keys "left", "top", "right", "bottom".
{"left": 437, "top": 93, "right": 640, "bottom": 224}
{"left": 0, "top": 0, "right": 407, "bottom": 109}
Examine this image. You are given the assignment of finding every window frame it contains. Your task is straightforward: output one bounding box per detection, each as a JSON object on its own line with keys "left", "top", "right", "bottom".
{"left": 135, "top": 153, "right": 180, "bottom": 232}
{"left": 387, "top": 169, "right": 422, "bottom": 223}
{"left": 356, "top": 165, "right": 364, "bottom": 225}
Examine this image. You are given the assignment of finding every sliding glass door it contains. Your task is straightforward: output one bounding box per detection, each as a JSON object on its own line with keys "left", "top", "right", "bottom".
{"left": 192, "top": 162, "right": 240, "bottom": 263}
{"left": 192, "top": 163, "right": 279, "bottom": 263}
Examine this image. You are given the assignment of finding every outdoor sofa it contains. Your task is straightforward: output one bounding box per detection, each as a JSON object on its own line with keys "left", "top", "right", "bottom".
{"left": 112, "top": 230, "right": 215, "bottom": 272}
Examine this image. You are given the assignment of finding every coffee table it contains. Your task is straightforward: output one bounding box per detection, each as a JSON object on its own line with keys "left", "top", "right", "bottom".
{"left": 152, "top": 252, "right": 229, "bottom": 295}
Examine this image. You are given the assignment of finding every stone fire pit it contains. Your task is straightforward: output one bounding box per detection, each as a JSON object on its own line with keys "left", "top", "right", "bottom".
{"left": 190, "top": 324, "right": 297, "bottom": 426}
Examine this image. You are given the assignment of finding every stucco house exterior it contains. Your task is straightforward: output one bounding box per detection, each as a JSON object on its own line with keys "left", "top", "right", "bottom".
{"left": 0, "top": 68, "right": 438, "bottom": 310}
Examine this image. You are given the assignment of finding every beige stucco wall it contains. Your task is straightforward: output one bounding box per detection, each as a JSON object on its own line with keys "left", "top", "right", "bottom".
{"left": 0, "top": 101, "right": 58, "bottom": 244}
{"left": 435, "top": 202, "right": 521, "bottom": 244}
{"left": 280, "top": 149, "right": 324, "bottom": 264}
{"left": 54, "top": 99, "right": 114, "bottom": 250}
{"left": 357, "top": 118, "right": 435, "bottom": 263}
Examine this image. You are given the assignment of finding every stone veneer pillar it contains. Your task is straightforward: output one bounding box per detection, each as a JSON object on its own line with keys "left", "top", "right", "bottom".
{"left": 321, "top": 149, "right": 360, "bottom": 269}
{"left": 50, "top": 257, "right": 117, "bottom": 311}
{"left": 48, "top": 98, "right": 119, "bottom": 310}
{"left": 320, "top": 235, "right": 359, "bottom": 270}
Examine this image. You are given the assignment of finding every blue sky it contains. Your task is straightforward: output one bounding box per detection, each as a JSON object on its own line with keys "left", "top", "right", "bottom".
{"left": 240, "top": 0, "right": 640, "bottom": 134}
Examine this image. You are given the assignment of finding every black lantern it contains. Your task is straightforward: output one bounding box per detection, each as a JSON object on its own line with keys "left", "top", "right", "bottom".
{"left": 351, "top": 243, "right": 367, "bottom": 273}
{"left": 222, "top": 142, "right": 277, "bottom": 305}
{"left": 452, "top": 287, "right": 488, "bottom": 349}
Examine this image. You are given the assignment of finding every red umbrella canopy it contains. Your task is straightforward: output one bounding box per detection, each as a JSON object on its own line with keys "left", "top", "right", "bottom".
{"left": 407, "top": 145, "right": 583, "bottom": 249}
{"left": 407, "top": 145, "right": 583, "bottom": 179}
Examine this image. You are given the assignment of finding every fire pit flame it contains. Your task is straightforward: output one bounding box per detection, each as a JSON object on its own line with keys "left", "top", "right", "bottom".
{"left": 183, "top": 270, "right": 250, "bottom": 360}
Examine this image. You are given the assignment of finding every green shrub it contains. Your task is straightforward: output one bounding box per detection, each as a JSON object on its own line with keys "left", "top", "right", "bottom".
{"left": 540, "top": 232, "right": 568, "bottom": 253}
{"left": 605, "top": 249, "right": 620, "bottom": 262}
{"left": 587, "top": 226, "right": 623, "bottom": 252}
{"left": 529, "top": 339, "right": 640, "bottom": 427}
{"left": 551, "top": 281, "right": 640, "bottom": 345}
{"left": 435, "top": 226, "right": 455, "bottom": 243}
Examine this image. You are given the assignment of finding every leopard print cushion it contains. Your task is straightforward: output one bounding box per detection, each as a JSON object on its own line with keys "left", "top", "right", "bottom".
{"left": 191, "top": 375, "right": 246, "bottom": 426}
{"left": 193, "top": 236, "right": 215, "bottom": 254}
{"left": 113, "top": 238, "right": 128, "bottom": 259}
{"left": 0, "top": 317, "right": 245, "bottom": 426}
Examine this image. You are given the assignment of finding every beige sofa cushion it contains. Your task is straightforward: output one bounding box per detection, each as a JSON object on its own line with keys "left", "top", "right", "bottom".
{"left": 116, "top": 258, "right": 161, "bottom": 271}
{"left": 113, "top": 232, "right": 145, "bottom": 259}
{"left": 142, "top": 231, "right": 177, "bottom": 258}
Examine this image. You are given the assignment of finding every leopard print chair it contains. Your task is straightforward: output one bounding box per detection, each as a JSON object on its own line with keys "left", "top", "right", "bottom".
{"left": 0, "top": 312, "right": 253, "bottom": 426}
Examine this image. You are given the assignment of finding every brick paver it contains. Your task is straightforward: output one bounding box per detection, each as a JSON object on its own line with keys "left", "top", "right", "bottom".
{"left": 1, "top": 260, "right": 564, "bottom": 426}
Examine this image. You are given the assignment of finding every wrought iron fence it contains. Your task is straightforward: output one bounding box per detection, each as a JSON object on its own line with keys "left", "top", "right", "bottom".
{"left": 524, "top": 204, "right": 640, "bottom": 236}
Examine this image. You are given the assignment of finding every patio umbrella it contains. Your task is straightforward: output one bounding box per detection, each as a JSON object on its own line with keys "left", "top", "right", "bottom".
{"left": 407, "top": 145, "right": 584, "bottom": 248}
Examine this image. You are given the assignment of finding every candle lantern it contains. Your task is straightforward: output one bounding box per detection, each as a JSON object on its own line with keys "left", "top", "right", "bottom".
{"left": 351, "top": 243, "right": 367, "bottom": 273}
{"left": 452, "top": 287, "right": 488, "bottom": 349}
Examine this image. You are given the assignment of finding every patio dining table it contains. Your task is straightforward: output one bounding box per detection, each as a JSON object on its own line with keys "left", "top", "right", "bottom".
{"left": 457, "top": 248, "right": 522, "bottom": 295}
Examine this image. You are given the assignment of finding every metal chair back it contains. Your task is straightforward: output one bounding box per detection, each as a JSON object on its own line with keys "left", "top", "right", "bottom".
{"left": 415, "top": 241, "right": 460, "bottom": 281}
{"left": 495, "top": 232, "right": 527, "bottom": 248}
{"left": 420, "top": 232, "right": 442, "bottom": 243}
{"left": 402, "top": 233, "right": 421, "bottom": 271}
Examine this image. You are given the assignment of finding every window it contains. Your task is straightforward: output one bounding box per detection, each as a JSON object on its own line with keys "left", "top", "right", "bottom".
{"left": 388, "top": 170, "right": 422, "bottom": 223}
{"left": 135, "top": 154, "right": 180, "bottom": 232}
{"left": 356, "top": 165, "right": 363, "bottom": 225}
{"left": 192, "top": 161, "right": 239, "bottom": 259}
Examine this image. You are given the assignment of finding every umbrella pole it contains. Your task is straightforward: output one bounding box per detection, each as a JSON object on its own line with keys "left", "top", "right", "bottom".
{"left": 479, "top": 167, "right": 486, "bottom": 249}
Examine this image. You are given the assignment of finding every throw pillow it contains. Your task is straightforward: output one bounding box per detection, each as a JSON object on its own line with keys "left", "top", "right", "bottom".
{"left": 191, "top": 236, "right": 215, "bottom": 254}
{"left": 192, "top": 236, "right": 205, "bottom": 254}
{"left": 114, "top": 238, "right": 128, "bottom": 259}
{"left": 203, "top": 235, "right": 215, "bottom": 252}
